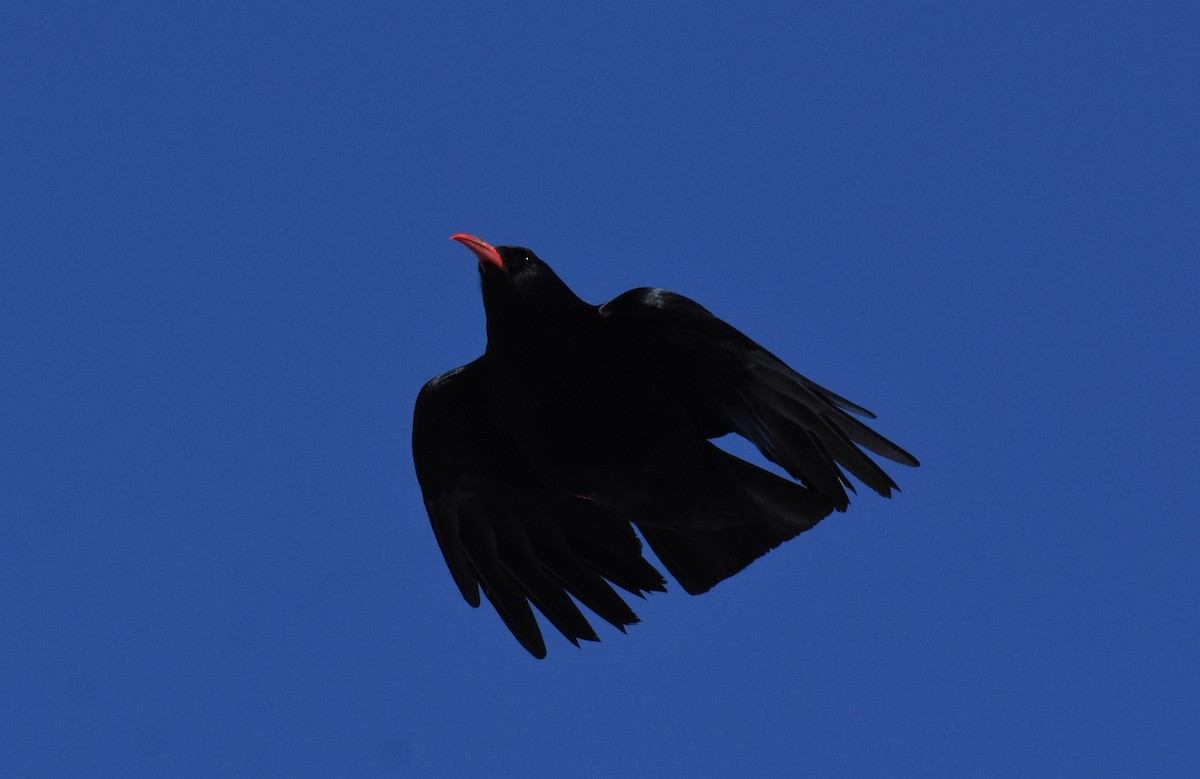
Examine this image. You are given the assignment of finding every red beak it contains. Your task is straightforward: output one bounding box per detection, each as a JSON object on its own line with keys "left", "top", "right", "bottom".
{"left": 450, "top": 233, "right": 504, "bottom": 269}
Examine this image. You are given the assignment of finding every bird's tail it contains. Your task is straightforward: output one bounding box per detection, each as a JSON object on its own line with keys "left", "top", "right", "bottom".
{"left": 637, "top": 448, "right": 836, "bottom": 595}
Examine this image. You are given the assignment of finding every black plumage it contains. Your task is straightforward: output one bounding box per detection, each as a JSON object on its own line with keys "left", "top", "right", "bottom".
{"left": 412, "top": 234, "right": 918, "bottom": 657}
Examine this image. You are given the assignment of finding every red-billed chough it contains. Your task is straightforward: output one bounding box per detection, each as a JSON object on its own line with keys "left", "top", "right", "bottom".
{"left": 412, "top": 234, "right": 919, "bottom": 658}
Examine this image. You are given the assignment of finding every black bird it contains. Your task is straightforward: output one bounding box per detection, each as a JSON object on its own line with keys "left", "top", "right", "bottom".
{"left": 413, "top": 234, "right": 918, "bottom": 658}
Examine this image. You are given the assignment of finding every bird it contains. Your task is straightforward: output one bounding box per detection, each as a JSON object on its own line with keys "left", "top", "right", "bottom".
{"left": 412, "top": 233, "right": 919, "bottom": 658}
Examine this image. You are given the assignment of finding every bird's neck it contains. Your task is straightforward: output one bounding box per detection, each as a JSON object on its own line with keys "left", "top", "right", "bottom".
{"left": 485, "top": 301, "right": 599, "bottom": 359}
{"left": 483, "top": 282, "right": 595, "bottom": 348}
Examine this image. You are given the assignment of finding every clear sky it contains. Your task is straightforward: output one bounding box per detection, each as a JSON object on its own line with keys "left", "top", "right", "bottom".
{"left": 3, "top": 2, "right": 1198, "bottom": 776}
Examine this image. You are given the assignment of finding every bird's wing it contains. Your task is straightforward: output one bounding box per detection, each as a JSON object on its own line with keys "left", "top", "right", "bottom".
{"left": 412, "top": 359, "right": 666, "bottom": 658}
{"left": 600, "top": 288, "right": 919, "bottom": 511}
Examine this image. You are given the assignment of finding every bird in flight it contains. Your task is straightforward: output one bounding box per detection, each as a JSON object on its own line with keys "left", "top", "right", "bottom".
{"left": 413, "top": 234, "right": 919, "bottom": 658}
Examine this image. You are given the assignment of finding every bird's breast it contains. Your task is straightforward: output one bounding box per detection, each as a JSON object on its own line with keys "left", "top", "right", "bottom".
{"left": 483, "top": 336, "right": 709, "bottom": 507}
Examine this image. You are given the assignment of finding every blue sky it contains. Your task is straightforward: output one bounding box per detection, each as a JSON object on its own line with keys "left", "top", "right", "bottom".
{"left": 3, "top": 1, "right": 1198, "bottom": 776}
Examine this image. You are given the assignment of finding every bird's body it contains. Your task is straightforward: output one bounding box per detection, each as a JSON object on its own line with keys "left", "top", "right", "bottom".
{"left": 485, "top": 302, "right": 729, "bottom": 527}
{"left": 413, "top": 234, "right": 919, "bottom": 657}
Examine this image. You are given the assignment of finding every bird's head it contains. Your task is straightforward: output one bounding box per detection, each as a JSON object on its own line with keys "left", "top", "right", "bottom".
{"left": 450, "top": 234, "right": 587, "bottom": 325}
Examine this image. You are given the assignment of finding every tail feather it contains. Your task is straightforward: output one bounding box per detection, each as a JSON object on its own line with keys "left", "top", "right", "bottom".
{"left": 638, "top": 449, "right": 836, "bottom": 595}
{"left": 723, "top": 452, "right": 838, "bottom": 533}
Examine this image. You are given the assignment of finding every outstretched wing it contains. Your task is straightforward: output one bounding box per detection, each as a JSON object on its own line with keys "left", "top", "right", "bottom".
{"left": 412, "top": 358, "right": 666, "bottom": 658}
{"left": 600, "top": 288, "right": 919, "bottom": 511}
